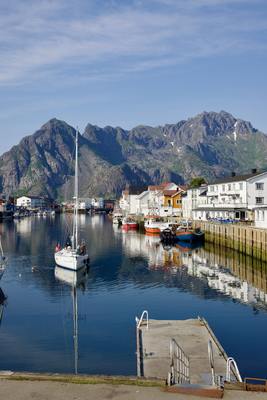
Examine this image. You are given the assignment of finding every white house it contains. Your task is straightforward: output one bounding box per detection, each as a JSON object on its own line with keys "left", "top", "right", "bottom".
{"left": 16, "top": 196, "right": 46, "bottom": 209}
{"left": 192, "top": 170, "right": 267, "bottom": 221}
{"left": 182, "top": 185, "right": 207, "bottom": 220}
{"left": 119, "top": 182, "right": 182, "bottom": 216}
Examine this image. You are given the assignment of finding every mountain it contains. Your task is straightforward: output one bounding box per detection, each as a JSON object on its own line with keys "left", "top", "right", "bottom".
{"left": 1, "top": 111, "right": 267, "bottom": 199}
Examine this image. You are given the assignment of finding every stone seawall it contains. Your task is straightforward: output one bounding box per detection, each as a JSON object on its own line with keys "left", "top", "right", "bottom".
{"left": 193, "top": 221, "right": 267, "bottom": 261}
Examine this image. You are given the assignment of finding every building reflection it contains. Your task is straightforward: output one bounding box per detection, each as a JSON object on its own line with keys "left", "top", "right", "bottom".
{"left": 120, "top": 230, "right": 267, "bottom": 309}
{"left": 185, "top": 245, "right": 267, "bottom": 308}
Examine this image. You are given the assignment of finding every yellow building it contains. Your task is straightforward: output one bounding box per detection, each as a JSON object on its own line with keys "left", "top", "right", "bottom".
{"left": 163, "top": 189, "right": 185, "bottom": 209}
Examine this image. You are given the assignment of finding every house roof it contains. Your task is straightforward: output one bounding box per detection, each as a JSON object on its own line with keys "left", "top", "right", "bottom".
{"left": 209, "top": 171, "right": 265, "bottom": 185}
{"left": 148, "top": 182, "right": 171, "bottom": 191}
{"left": 164, "top": 190, "right": 184, "bottom": 197}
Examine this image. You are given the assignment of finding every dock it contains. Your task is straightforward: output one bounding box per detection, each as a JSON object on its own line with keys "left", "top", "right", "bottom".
{"left": 136, "top": 312, "right": 242, "bottom": 397}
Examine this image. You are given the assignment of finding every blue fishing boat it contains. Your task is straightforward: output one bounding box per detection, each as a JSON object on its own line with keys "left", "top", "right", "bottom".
{"left": 176, "top": 227, "right": 204, "bottom": 242}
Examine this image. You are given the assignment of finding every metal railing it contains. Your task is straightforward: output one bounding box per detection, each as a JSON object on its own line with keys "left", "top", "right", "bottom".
{"left": 168, "top": 338, "right": 190, "bottom": 385}
{"left": 208, "top": 340, "right": 216, "bottom": 386}
{"left": 135, "top": 310, "right": 149, "bottom": 330}
{"left": 226, "top": 357, "right": 242, "bottom": 383}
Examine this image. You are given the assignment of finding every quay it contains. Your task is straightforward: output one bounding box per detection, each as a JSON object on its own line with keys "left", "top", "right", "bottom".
{"left": 1, "top": 375, "right": 267, "bottom": 400}
{"left": 194, "top": 221, "right": 267, "bottom": 262}
{"left": 135, "top": 312, "right": 249, "bottom": 397}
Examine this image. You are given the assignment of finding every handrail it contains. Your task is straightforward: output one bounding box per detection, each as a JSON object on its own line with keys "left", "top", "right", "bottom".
{"left": 226, "top": 357, "right": 242, "bottom": 383}
{"left": 169, "top": 338, "right": 190, "bottom": 385}
{"left": 208, "top": 340, "right": 216, "bottom": 386}
{"left": 136, "top": 310, "right": 149, "bottom": 330}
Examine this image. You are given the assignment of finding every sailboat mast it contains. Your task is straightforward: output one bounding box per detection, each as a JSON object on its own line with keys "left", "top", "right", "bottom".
{"left": 73, "top": 129, "right": 79, "bottom": 250}
{"left": 0, "top": 235, "right": 4, "bottom": 258}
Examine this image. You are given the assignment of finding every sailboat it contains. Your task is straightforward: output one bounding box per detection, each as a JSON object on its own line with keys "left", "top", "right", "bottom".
{"left": 55, "top": 129, "right": 89, "bottom": 270}
{"left": 55, "top": 265, "right": 88, "bottom": 374}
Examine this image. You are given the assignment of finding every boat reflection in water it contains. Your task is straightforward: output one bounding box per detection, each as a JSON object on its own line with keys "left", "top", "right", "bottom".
{"left": 55, "top": 265, "right": 89, "bottom": 374}
{"left": 0, "top": 287, "right": 7, "bottom": 328}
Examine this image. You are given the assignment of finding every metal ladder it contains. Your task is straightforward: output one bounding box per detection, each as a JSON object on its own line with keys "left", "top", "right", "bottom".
{"left": 226, "top": 357, "right": 242, "bottom": 383}
{"left": 135, "top": 310, "right": 149, "bottom": 330}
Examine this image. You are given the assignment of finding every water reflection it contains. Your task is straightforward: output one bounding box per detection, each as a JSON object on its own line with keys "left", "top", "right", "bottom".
{"left": 55, "top": 265, "right": 89, "bottom": 374}
{"left": 0, "top": 287, "right": 7, "bottom": 327}
{"left": 120, "top": 230, "right": 267, "bottom": 309}
{"left": 186, "top": 245, "right": 267, "bottom": 309}
{"left": 0, "top": 215, "right": 267, "bottom": 378}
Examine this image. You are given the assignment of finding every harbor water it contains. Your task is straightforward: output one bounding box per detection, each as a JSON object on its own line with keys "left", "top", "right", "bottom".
{"left": 0, "top": 214, "right": 267, "bottom": 378}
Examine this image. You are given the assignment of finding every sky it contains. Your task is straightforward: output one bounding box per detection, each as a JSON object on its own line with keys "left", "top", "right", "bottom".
{"left": 0, "top": 0, "right": 267, "bottom": 154}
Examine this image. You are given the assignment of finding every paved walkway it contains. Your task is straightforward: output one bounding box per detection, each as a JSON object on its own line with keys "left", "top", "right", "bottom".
{"left": 1, "top": 380, "right": 267, "bottom": 400}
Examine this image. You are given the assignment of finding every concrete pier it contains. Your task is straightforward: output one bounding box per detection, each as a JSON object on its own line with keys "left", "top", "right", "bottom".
{"left": 137, "top": 317, "right": 230, "bottom": 386}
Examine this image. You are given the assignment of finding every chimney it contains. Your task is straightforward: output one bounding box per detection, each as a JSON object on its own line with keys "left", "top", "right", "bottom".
{"left": 251, "top": 168, "right": 257, "bottom": 174}
{"left": 231, "top": 172, "right": 236, "bottom": 177}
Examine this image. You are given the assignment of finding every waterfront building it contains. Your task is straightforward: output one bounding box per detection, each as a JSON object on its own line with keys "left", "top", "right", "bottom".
{"left": 190, "top": 170, "right": 267, "bottom": 221}
{"left": 161, "top": 187, "right": 186, "bottom": 217}
{"left": 182, "top": 185, "right": 207, "bottom": 220}
{"left": 16, "top": 195, "right": 47, "bottom": 209}
{"left": 119, "top": 182, "right": 185, "bottom": 216}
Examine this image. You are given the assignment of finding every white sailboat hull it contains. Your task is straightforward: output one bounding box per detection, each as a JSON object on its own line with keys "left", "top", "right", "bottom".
{"left": 55, "top": 249, "right": 89, "bottom": 270}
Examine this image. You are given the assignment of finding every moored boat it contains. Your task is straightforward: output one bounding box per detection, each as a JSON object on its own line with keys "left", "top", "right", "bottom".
{"left": 122, "top": 217, "right": 138, "bottom": 230}
{"left": 176, "top": 226, "right": 204, "bottom": 242}
{"left": 144, "top": 217, "right": 162, "bottom": 234}
{"left": 160, "top": 228, "right": 177, "bottom": 244}
{"left": 54, "top": 129, "right": 89, "bottom": 270}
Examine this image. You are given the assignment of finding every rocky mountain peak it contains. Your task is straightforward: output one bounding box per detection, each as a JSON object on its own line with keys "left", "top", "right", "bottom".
{"left": 0, "top": 111, "right": 266, "bottom": 198}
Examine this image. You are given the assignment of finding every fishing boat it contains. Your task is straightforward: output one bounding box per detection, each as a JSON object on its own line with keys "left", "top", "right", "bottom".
{"left": 160, "top": 228, "right": 177, "bottom": 244}
{"left": 144, "top": 217, "right": 163, "bottom": 234}
{"left": 122, "top": 217, "right": 138, "bottom": 230}
{"left": 55, "top": 265, "right": 88, "bottom": 374}
{"left": 112, "top": 210, "right": 123, "bottom": 225}
{"left": 54, "top": 129, "right": 89, "bottom": 270}
{"left": 176, "top": 226, "right": 204, "bottom": 242}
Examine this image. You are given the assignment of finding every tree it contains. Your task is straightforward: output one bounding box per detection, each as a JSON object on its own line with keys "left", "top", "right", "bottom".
{"left": 190, "top": 177, "right": 206, "bottom": 188}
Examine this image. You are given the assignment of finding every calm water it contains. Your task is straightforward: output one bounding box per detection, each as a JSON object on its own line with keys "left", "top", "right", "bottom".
{"left": 0, "top": 214, "right": 267, "bottom": 378}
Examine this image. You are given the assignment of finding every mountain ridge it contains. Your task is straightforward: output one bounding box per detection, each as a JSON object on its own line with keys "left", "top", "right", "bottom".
{"left": 0, "top": 111, "right": 266, "bottom": 199}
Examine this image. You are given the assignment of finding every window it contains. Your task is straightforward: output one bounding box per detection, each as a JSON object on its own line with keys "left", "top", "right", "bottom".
{"left": 239, "top": 183, "right": 243, "bottom": 190}
{"left": 256, "top": 182, "right": 264, "bottom": 190}
{"left": 256, "top": 197, "right": 264, "bottom": 204}
{"left": 222, "top": 185, "right": 225, "bottom": 192}
{"left": 210, "top": 186, "right": 214, "bottom": 192}
{"left": 228, "top": 184, "right": 231, "bottom": 190}
{"left": 176, "top": 199, "right": 182, "bottom": 205}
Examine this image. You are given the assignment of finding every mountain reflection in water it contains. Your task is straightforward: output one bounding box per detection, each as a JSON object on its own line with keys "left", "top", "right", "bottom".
{"left": 0, "top": 215, "right": 267, "bottom": 378}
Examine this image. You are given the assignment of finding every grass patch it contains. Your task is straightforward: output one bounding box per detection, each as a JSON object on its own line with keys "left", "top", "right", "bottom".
{"left": 3, "top": 373, "right": 165, "bottom": 387}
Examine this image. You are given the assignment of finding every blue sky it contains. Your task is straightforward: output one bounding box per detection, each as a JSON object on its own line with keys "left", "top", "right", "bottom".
{"left": 0, "top": 0, "right": 267, "bottom": 154}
